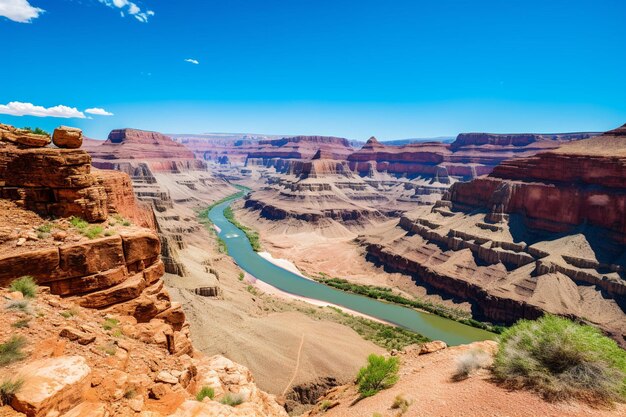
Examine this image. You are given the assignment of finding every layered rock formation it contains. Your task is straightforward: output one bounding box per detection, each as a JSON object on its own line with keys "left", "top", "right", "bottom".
{"left": 84, "top": 128, "right": 233, "bottom": 277}
{"left": 243, "top": 152, "right": 388, "bottom": 230}
{"left": 348, "top": 132, "right": 598, "bottom": 180}
{"left": 0, "top": 123, "right": 286, "bottom": 416}
{"left": 0, "top": 124, "right": 150, "bottom": 225}
{"left": 170, "top": 133, "right": 284, "bottom": 165}
{"left": 245, "top": 136, "right": 354, "bottom": 169}
{"left": 87, "top": 129, "right": 205, "bottom": 171}
{"left": 362, "top": 125, "right": 626, "bottom": 346}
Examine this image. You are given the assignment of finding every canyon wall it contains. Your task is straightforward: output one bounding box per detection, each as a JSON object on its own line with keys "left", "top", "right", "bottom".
{"left": 348, "top": 132, "right": 598, "bottom": 179}
{"left": 362, "top": 125, "right": 626, "bottom": 346}
{"left": 84, "top": 128, "right": 234, "bottom": 277}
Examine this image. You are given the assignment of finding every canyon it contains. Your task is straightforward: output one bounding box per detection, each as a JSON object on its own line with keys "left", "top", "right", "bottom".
{"left": 226, "top": 126, "right": 626, "bottom": 349}
{"left": 2, "top": 121, "right": 625, "bottom": 417}
{"left": 0, "top": 124, "right": 287, "bottom": 416}
{"left": 81, "top": 127, "right": 392, "bottom": 414}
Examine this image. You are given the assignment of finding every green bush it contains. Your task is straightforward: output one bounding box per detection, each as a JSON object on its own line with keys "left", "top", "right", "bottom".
{"left": 69, "top": 216, "right": 88, "bottom": 229}
{"left": 196, "top": 386, "right": 215, "bottom": 402}
{"left": 22, "top": 126, "right": 49, "bottom": 136}
{"left": 83, "top": 225, "right": 103, "bottom": 239}
{"left": 0, "top": 336, "right": 27, "bottom": 366}
{"left": 356, "top": 354, "right": 399, "bottom": 397}
{"left": 9, "top": 276, "right": 37, "bottom": 298}
{"left": 493, "top": 315, "right": 626, "bottom": 403}
{"left": 319, "top": 400, "right": 333, "bottom": 411}
{"left": 220, "top": 393, "right": 244, "bottom": 406}
{"left": 36, "top": 223, "right": 53, "bottom": 233}
{"left": 0, "top": 379, "right": 24, "bottom": 406}
{"left": 102, "top": 318, "right": 119, "bottom": 330}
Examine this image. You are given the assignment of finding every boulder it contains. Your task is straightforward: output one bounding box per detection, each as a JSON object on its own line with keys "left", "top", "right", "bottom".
{"left": 419, "top": 340, "right": 448, "bottom": 354}
{"left": 53, "top": 126, "right": 83, "bottom": 149}
{"left": 59, "top": 327, "right": 96, "bottom": 345}
{"left": 11, "top": 356, "right": 91, "bottom": 417}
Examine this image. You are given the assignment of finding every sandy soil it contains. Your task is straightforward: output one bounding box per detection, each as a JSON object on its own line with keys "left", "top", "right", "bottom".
{"left": 308, "top": 341, "right": 625, "bottom": 417}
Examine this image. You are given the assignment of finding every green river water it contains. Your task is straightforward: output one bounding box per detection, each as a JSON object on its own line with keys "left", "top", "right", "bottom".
{"left": 209, "top": 199, "right": 496, "bottom": 346}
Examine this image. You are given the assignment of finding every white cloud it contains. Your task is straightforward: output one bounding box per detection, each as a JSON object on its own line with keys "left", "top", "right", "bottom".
{"left": 185, "top": 58, "right": 199, "bottom": 65}
{"left": 85, "top": 107, "right": 114, "bottom": 116}
{"left": 0, "top": 0, "right": 44, "bottom": 23}
{"left": 97, "top": 0, "right": 153, "bottom": 23}
{"left": 128, "top": 3, "right": 139, "bottom": 15}
{"left": 0, "top": 101, "right": 86, "bottom": 118}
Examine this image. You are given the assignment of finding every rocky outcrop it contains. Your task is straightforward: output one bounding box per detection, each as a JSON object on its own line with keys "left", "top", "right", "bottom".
{"left": 0, "top": 287, "right": 288, "bottom": 417}
{"left": 0, "top": 123, "right": 51, "bottom": 148}
{"left": 84, "top": 129, "right": 234, "bottom": 277}
{"left": 85, "top": 129, "right": 206, "bottom": 168}
{"left": 170, "top": 133, "right": 283, "bottom": 164}
{"left": 0, "top": 125, "right": 151, "bottom": 224}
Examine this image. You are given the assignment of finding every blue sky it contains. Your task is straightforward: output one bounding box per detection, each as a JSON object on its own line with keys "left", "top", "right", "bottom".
{"left": 1, "top": 0, "right": 625, "bottom": 140}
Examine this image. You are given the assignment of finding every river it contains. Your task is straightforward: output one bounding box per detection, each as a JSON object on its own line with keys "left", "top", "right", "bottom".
{"left": 209, "top": 199, "right": 496, "bottom": 346}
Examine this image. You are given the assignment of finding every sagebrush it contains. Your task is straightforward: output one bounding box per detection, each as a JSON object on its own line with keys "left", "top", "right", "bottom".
{"left": 493, "top": 315, "right": 626, "bottom": 403}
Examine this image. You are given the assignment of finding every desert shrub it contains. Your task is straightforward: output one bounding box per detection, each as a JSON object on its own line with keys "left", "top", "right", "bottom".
{"left": 452, "top": 348, "right": 491, "bottom": 381}
{"left": 391, "top": 394, "right": 410, "bottom": 414}
{"left": 356, "top": 354, "right": 399, "bottom": 397}
{"left": 59, "top": 309, "right": 78, "bottom": 318}
{"left": 493, "top": 315, "right": 626, "bottom": 403}
{"left": 97, "top": 343, "right": 117, "bottom": 356}
{"left": 36, "top": 223, "right": 53, "bottom": 233}
{"left": 22, "top": 126, "right": 49, "bottom": 136}
{"left": 83, "top": 225, "right": 103, "bottom": 239}
{"left": 12, "top": 319, "right": 30, "bottom": 329}
{"left": 0, "top": 379, "right": 24, "bottom": 406}
{"left": 319, "top": 400, "right": 333, "bottom": 411}
{"left": 220, "top": 393, "right": 244, "bottom": 406}
{"left": 0, "top": 336, "right": 27, "bottom": 366}
{"left": 69, "top": 216, "right": 88, "bottom": 229}
{"left": 238, "top": 272, "right": 244, "bottom": 281}
{"left": 5, "top": 300, "right": 29, "bottom": 312}
{"left": 9, "top": 276, "right": 37, "bottom": 299}
{"left": 196, "top": 386, "right": 215, "bottom": 402}
{"left": 102, "top": 318, "right": 119, "bottom": 330}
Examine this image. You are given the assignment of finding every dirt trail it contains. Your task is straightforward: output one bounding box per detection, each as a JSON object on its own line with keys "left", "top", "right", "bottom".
{"left": 282, "top": 334, "right": 305, "bottom": 396}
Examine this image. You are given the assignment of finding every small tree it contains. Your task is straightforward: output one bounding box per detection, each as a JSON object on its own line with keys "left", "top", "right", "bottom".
{"left": 356, "top": 354, "right": 399, "bottom": 397}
